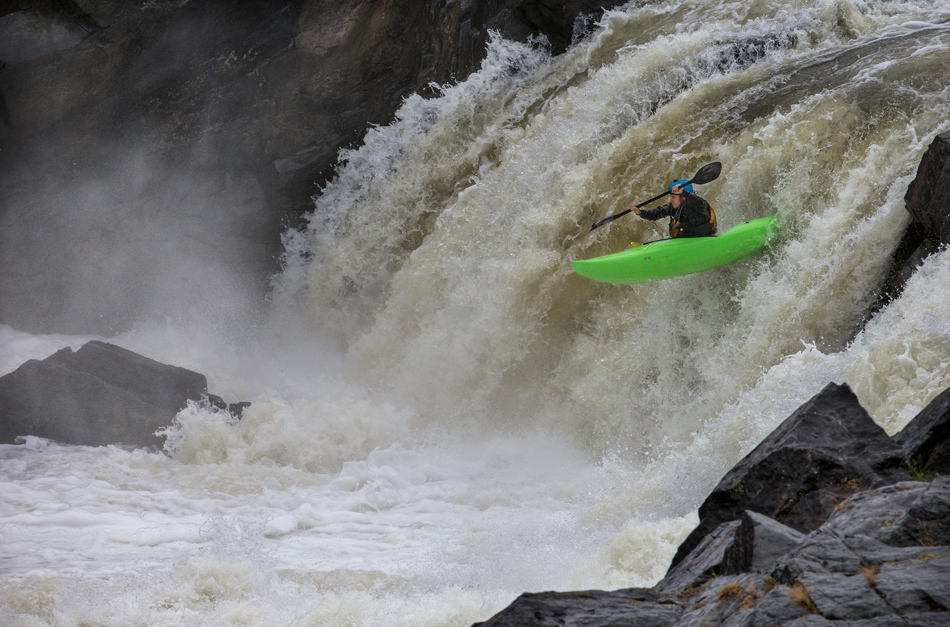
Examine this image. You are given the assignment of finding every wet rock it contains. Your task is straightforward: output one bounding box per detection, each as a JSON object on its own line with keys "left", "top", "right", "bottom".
{"left": 471, "top": 587, "right": 682, "bottom": 626}
{"left": 657, "top": 510, "right": 806, "bottom": 594}
{"left": 768, "top": 480, "right": 950, "bottom": 619}
{"left": 720, "top": 584, "right": 809, "bottom": 627}
{"left": 656, "top": 519, "right": 744, "bottom": 593}
{"left": 796, "top": 571, "right": 894, "bottom": 620}
{"left": 822, "top": 478, "right": 950, "bottom": 548}
{"left": 868, "top": 130, "right": 949, "bottom": 318}
{"left": 904, "top": 130, "right": 950, "bottom": 244}
{"left": 673, "top": 573, "right": 765, "bottom": 627}
{"left": 772, "top": 527, "right": 928, "bottom": 583}
{"left": 874, "top": 554, "right": 950, "bottom": 615}
{"left": 715, "top": 33, "right": 799, "bottom": 74}
{"left": 867, "top": 221, "right": 940, "bottom": 318}
{"left": 894, "top": 386, "right": 950, "bottom": 477}
{"left": 0, "top": 341, "right": 207, "bottom": 449}
{"left": 0, "top": 10, "right": 86, "bottom": 64}
{"left": 770, "top": 527, "right": 950, "bottom": 621}
{"left": 207, "top": 394, "right": 252, "bottom": 419}
{"left": 493, "top": 0, "right": 627, "bottom": 54}
{"left": 739, "top": 510, "right": 807, "bottom": 573}
{"left": 670, "top": 383, "right": 909, "bottom": 570}
{"left": 761, "top": 534, "right": 947, "bottom": 621}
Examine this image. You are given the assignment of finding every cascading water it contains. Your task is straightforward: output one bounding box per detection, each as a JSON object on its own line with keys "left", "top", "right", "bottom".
{"left": 3, "top": 0, "right": 950, "bottom": 624}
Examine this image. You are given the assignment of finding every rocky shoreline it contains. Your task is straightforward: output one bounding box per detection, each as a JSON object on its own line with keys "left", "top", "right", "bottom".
{"left": 475, "top": 383, "right": 950, "bottom": 626}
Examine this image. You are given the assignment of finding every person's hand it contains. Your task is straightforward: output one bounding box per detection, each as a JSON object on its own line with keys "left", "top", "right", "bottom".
{"left": 631, "top": 204, "right": 641, "bottom": 215}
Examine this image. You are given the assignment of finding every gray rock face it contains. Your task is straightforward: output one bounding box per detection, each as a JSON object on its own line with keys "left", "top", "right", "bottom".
{"left": 894, "top": 386, "right": 950, "bottom": 477}
{"left": 769, "top": 531, "right": 950, "bottom": 621}
{"left": 670, "top": 383, "right": 909, "bottom": 571}
{"left": 767, "top": 481, "right": 950, "bottom": 622}
{"left": 672, "top": 573, "right": 765, "bottom": 627}
{"left": 0, "top": 10, "right": 86, "bottom": 64}
{"left": 875, "top": 555, "right": 950, "bottom": 615}
{"left": 656, "top": 519, "right": 744, "bottom": 593}
{"left": 722, "top": 584, "right": 809, "bottom": 627}
{"left": 871, "top": 130, "right": 950, "bottom": 317}
{"left": 822, "top": 478, "right": 950, "bottom": 548}
{"left": 772, "top": 526, "right": 928, "bottom": 583}
{"left": 477, "top": 491, "right": 947, "bottom": 625}
{"left": 657, "top": 511, "right": 806, "bottom": 595}
{"left": 740, "top": 510, "right": 807, "bottom": 573}
{"left": 797, "top": 571, "right": 894, "bottom": 620}
{"left": 0, "top": 341, "right": 207, "bottom": 448}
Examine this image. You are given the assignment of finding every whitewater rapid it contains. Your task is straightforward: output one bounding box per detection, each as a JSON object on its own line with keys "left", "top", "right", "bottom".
{"left": 4, "top": 0, "right": 950, "bottom": 624}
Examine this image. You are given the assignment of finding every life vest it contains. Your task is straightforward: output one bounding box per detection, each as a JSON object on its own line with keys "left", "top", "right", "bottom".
{"left": 670, "top": 203, "right": 717, "bottom": 238}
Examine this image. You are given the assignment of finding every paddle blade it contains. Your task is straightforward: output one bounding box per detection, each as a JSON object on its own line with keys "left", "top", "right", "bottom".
{"left": 689, "top": 162, "right": 722, "bottom": 185}
{"left": 590, "top": 208, "right": 632, "bottom": 231}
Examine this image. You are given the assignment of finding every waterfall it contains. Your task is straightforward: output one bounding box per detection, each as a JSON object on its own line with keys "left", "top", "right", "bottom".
{"left": 3, "top": 0, "right": 950, "bottom": 624}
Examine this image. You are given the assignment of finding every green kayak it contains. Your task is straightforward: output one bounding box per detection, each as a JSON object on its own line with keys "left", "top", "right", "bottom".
{"left": 573, "top": 215, "right": 777, "bottom": 284}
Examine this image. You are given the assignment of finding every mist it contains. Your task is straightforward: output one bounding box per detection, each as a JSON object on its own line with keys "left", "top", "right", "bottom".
{"left": 0, "top": 138, "right": 276, "bottom": 336}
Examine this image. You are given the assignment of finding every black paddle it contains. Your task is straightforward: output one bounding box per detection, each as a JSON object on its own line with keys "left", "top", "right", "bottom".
{"left": 589, "top": 162, "right": 722, "bottom": 231}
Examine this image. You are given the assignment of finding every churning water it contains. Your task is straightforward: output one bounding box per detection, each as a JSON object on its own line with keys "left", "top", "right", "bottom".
{"left": 4, "top": 0, "right": 950, "bottom": 624}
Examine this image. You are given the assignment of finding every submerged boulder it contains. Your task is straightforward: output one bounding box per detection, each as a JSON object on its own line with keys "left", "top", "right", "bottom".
{"left": 0, "top": 341, "right": 207, "bottom": 449}
{"left": 669, "top": 382, "right": 909, "bottom": 571}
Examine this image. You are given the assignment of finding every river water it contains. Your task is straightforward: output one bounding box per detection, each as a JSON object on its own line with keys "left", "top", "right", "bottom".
{"left": 3, "top": 0, "right": 950, "bottom": 624}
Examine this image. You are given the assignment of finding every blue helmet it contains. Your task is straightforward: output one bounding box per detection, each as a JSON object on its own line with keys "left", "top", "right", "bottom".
{"left": 669, "top": 179, "right": 693, "bottom": 193}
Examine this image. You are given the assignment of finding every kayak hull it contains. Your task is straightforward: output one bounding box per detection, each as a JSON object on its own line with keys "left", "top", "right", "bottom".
{"left": 573, "top": 216, "right": 777, "bottom": 284}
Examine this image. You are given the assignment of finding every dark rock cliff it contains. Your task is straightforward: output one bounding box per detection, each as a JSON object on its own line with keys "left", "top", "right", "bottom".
{"left": 0, "top": 0, "right": 624, "bottom": 334}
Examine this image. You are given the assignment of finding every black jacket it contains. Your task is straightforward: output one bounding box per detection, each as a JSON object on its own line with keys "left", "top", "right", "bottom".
{"left": 639, "top": 191, "right": 716, "bottom": 238}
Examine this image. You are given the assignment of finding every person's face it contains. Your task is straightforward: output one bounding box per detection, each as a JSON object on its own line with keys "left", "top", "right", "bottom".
{"left": 670, "top": 186, "right": 684, "bottom": 208}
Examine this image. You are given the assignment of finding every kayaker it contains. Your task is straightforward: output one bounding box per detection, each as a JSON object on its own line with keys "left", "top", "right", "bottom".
{"left": 632, "top": 180, "right": 717, "bottom": 238}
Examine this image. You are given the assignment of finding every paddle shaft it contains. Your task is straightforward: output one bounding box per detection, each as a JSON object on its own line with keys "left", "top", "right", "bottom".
{"left": 589, "top": 189, "right": 671, "bottom": 229}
